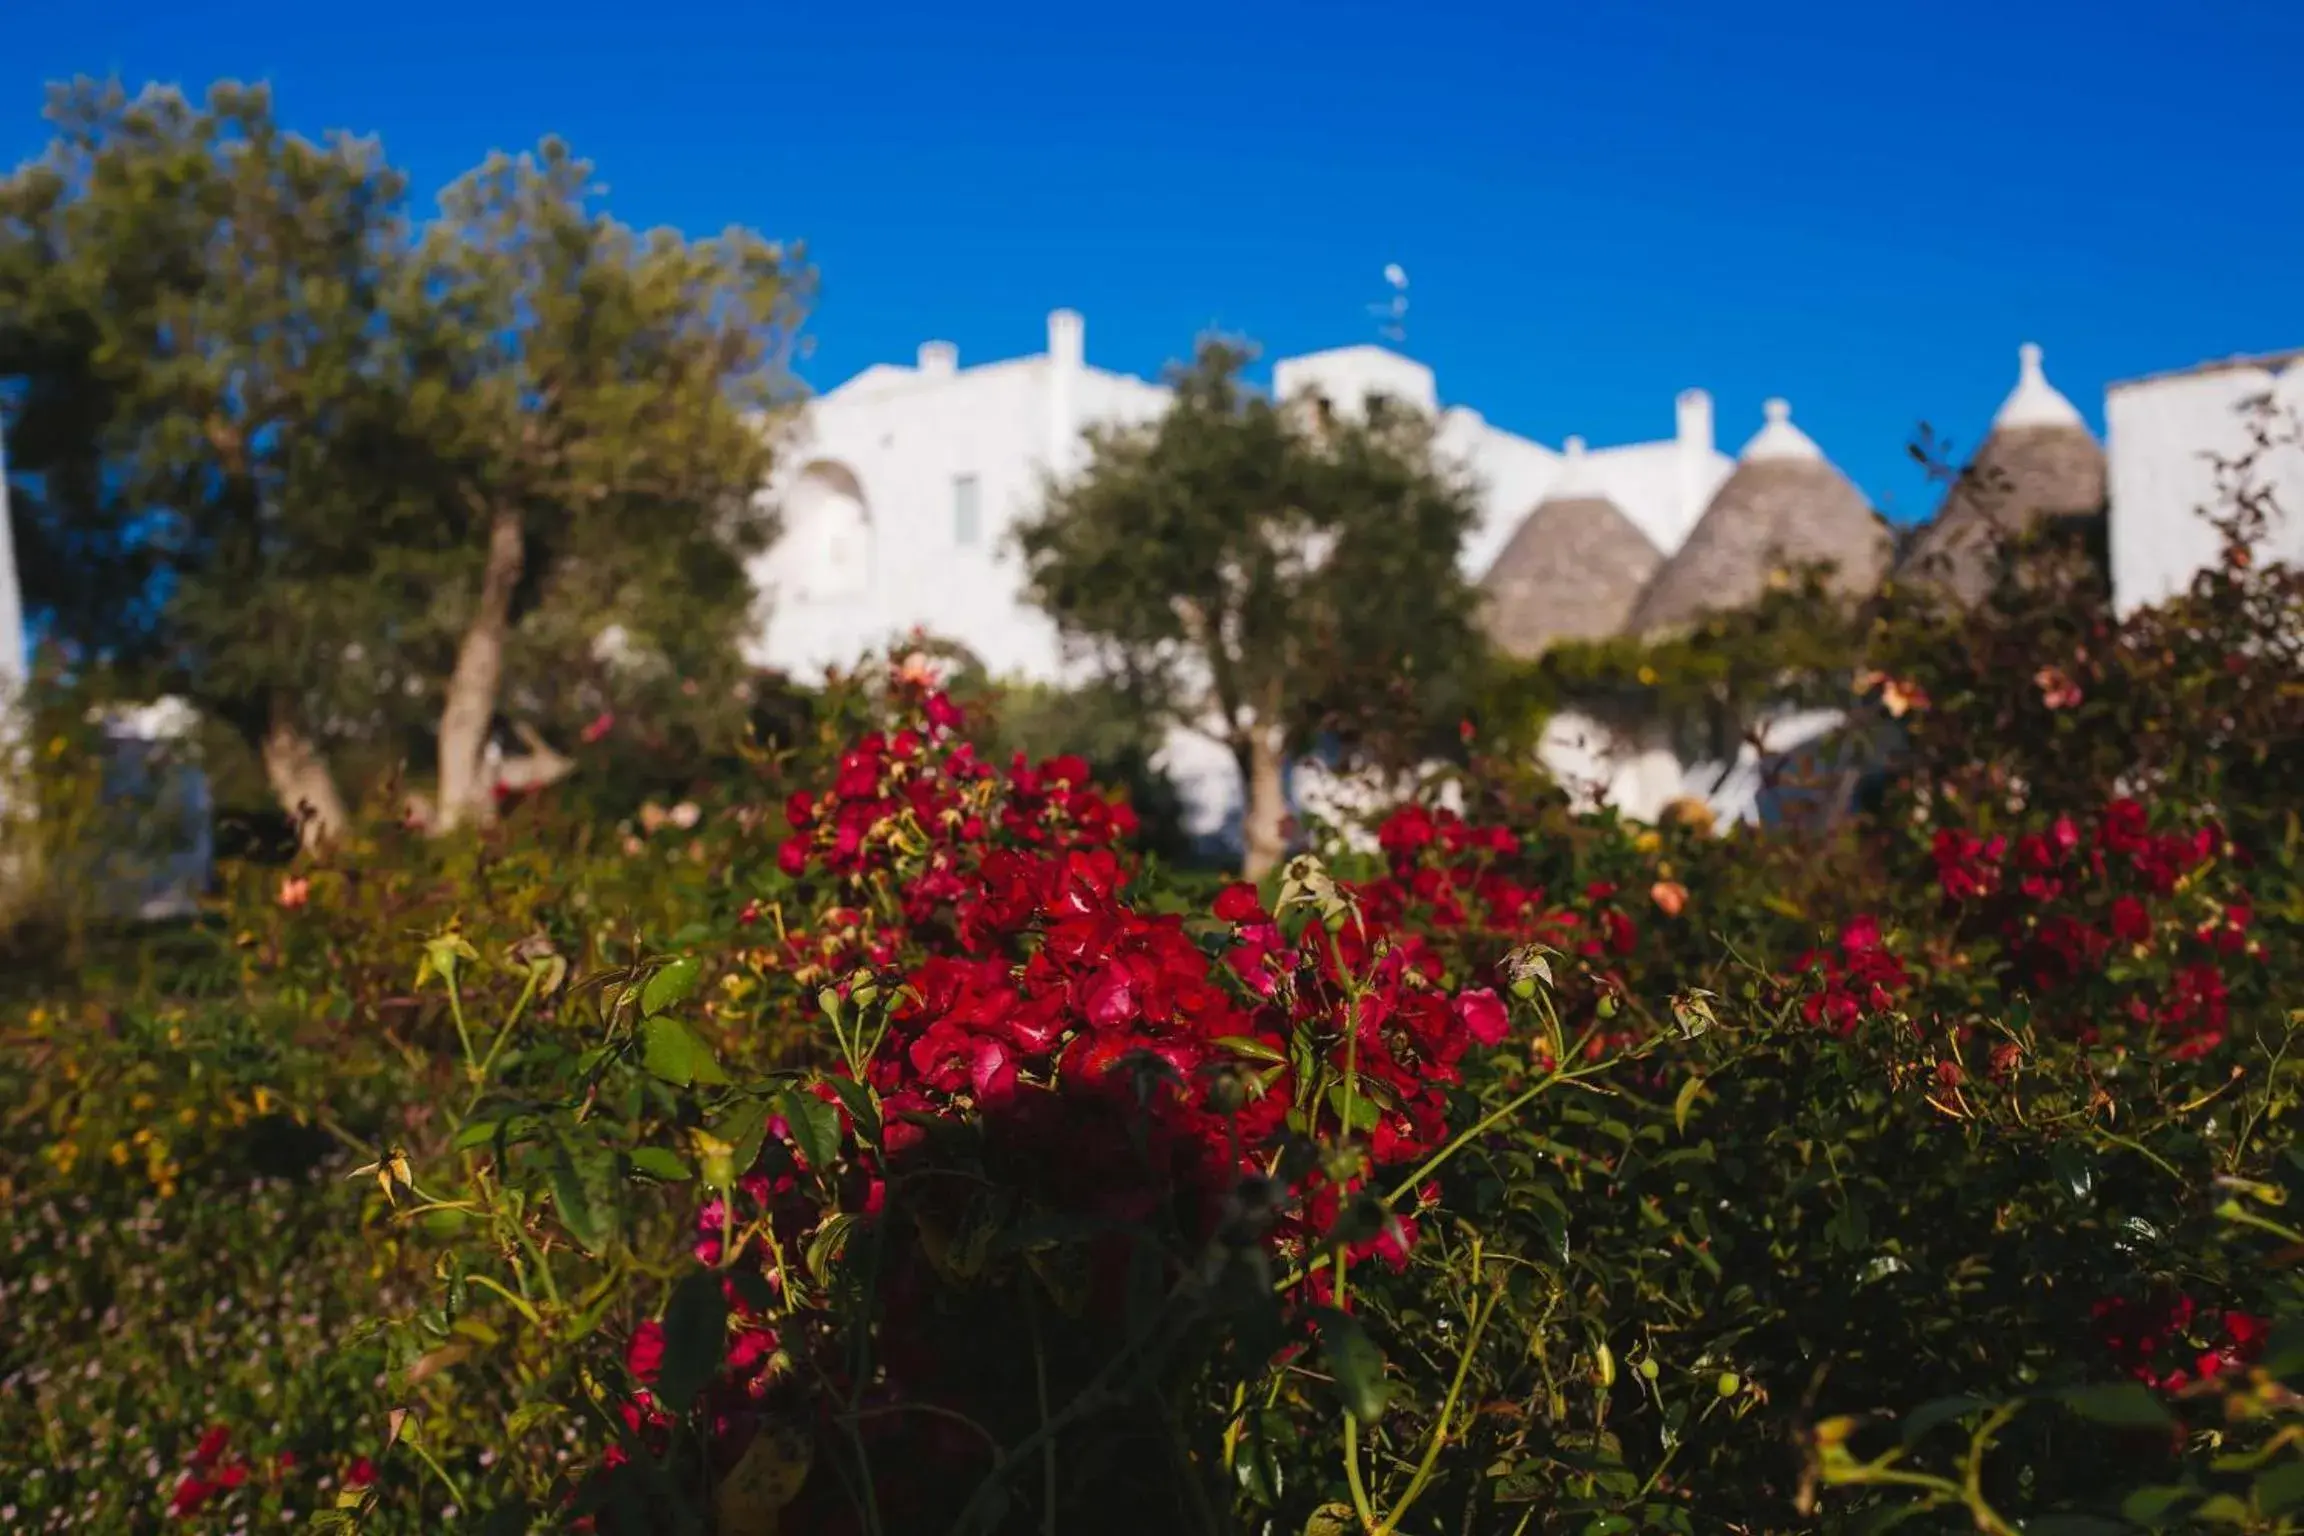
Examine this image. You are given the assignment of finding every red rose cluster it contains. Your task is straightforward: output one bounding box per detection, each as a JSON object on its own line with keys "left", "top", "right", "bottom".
{"left": 1794, "top": 914, "right": 1911, "bottom": 1035}
{"left": 167, "top": 1426, "right": 249, "bottom": 1518}
{"left": 1361, "top": 804, "right": 1637, "bottom": 961}
{"left": 1930, "top": 799, "right": 2258, "bottom": 1058}
{"left": 2091, "top": 1291, "right": 2270, "bottom": 1394}
{"left": 165, "top": 1425, "right": 321, "bottom": 1520}
{"left": 602, "top": 675, "right": 1532, "bottom": 1522}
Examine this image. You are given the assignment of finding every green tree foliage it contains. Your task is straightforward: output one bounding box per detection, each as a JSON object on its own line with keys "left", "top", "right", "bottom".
{"left": 0, "top": 79, "right": 425, "bottom": 841}
{"left": 1016, "top": 339, "right": 1486, "bottom": 876}
{"left": 0, "top": 80, "right": 811, "bottom": 840}
{"left": 396, "top": 138, "right": 809, "bottom": 831}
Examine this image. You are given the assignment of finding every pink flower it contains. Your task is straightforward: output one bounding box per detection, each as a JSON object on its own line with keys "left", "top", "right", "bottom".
{"left": 1454, "top": 988, "right": 1510, "bottom": 1047}
{"left": 580, "top": 711, "right": 616, "bottom": 744}
{"left": 2035, "top": 666, "right": 2083, "bottom": 710}
{"left": 276, "top": 877, "right": 310, "bottom": 911}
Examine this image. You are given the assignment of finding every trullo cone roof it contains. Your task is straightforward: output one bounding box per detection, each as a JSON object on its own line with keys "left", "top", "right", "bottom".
{"left": 1479, "top": 437, "right": 1663, "bottom": 658}
{"left": 1897, "top": 343, "right": 2106, "bottom": 604}
{"left": 1627, "top": 399, "right": 1890, "bottom": 635}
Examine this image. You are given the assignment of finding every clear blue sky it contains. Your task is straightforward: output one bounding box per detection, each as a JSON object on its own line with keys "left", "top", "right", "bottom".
{"left": 9, "top": 0, "right": 2299, "bottom": 521}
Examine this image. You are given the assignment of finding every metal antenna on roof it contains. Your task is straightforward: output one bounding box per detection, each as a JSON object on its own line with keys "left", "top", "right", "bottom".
{"left": 1369, "top": 263, "right": 1408, "bottom": 346}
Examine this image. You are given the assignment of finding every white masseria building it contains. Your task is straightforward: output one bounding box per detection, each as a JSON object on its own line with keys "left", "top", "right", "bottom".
{"left": 745, "top": 314, "right": 2304, "bottom": 846}
{"left": 747, "top": 309, "right": 1737, "bottom": 844}
{"left": 0, "top": 326, "right": 2295, "bottom": 875}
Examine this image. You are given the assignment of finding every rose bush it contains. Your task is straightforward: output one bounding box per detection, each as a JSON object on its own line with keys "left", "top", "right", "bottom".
{"left": 3, "top": 516, "right": 2301, "bottom": 1533}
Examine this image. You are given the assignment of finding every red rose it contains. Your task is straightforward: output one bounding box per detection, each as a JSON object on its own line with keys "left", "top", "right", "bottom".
{"left": 2110, "top": 896, "right": 2152, "bottom": 945}
{"left": 1213, "top": 882, "right": 1266, "bottom": 924}
{"left": 191, "top": 1425, "right": 231, "bottom": 1467}
{"left": 169, "top": 1476, "right": 217, "bottom": 1517}
{"left": 1454, "top": 988, "right": 1510, "bottom": 1047}
{"left": 626, "top": 1320, "right": 667, "bottom": 1384}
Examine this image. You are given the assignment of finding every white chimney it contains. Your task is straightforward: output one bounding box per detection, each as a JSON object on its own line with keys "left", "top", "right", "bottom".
{"left": 917, "top": 341, "right": 958, "bottom": 378}
{"left": 1047, "top": 308, "right": 1084, "bottom": 371}
{"left": 1552, "top": 434, "right": 1600, "bottom": 498}
{"left": 1047, "top": 308, "right": 1084, "bottom": 477}
{"left": 1675, "top": 388, "right": 1716, "bottom": 542}
{"left": 1676, "top": 388, "right": 1713, "bottom": 457}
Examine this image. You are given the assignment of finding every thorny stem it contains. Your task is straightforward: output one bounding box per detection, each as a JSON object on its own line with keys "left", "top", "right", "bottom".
{"left": 460, "top": 967, "right": 543, "bottom": 1120}
{"left": 1386, "top": 1050, "right": 1621, "bottom": 1208}
{"left": 1380, "top": 1244, "right": 1498, "bottom": 1535}
{"left": 444, "top": 976, "right": 478, "bottom": 1078}
{"left": 402, "top": 1430, "right": 470, "bottom": 1515}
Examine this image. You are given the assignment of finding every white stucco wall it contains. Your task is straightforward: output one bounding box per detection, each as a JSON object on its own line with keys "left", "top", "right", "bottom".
{"left": 749, "top": 319, "right": 1169, "bottom": 682}
{"left": 2107, "top": 351, "right": 2304, "bottom": 615}
{"left": 0, "top": 423, "right": 23, "bottom": 699}
{"left": 751, "top": 313, "right": 1735, "bottom": 696}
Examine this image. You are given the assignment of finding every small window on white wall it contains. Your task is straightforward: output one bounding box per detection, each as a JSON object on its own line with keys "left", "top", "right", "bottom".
{"left": 953, "top": 474, "right": 981, "bottom": 547}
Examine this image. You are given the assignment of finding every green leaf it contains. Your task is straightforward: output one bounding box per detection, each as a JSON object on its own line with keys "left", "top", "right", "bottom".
{"left": 1303, "top": 1503, "right": 1358, "bottom": 1536}
{"left": 2257, "top": 1461, "right": 2304, "bottom": 1515}
{"left": 504, "top": 1402, "right": 563, "bottom": 1440}
{"left": 628, "top": 1146, "right": 692, "bottom": 1182}
{"left": 777, "top": 1087, "right": 843, "bottom": 1173}
{"left": 642, "top": 1014, "right": 728, "bottom": 1086}
{"left": 1532, "top": 1200, "right": 1570, "bottom": 1267}
{"left": 2059, "top": 1382, "right": 2173, "bottom": 1428}
{"left": 1315, "top": 1308, "right": 1391, "bottom": 1423}
{"left": 1214, "top": 1035, "right": 1288, "bottom": 1065}
{"left": 806, "top": 1211, "right": 858, "bottom": 1285}
{"left": 2120, "top": 1486, "right": 2192, "bottom": 1524}
{"left": 1899, "top": 1394, "right": 1993, "bottom": 1447}
{"left": 549, "top": 1144, "right": 607, "bottom": 1254}
{"left": 825, "top": 1074, "right": 882, "bottom": 1146}
{"left": 1324, "top": 1082, "right": 1382, "bottom": 1132}
{"left": 642, "top": 957, "right": 703, "bottom": 1017}
{"left": 1850, "top": 1502, "right": 1931, "bottom": 1535}
{"left": 715, "top": 1097, "right": 772, "bottom": 1179}
{"left": 1232, "top": 1408, "right": 1288, "bottom": 1506}
{"left": 452, "top": 1119, "right": 501, "bottom": 1152}
{"left": 2049, "top": 1142, "right": 2096, "bottom": 1204}
{"left": 653, "top": 1269, "right": 728, "bottom": 1415}
{"left": 1673, "top": 1076, "right": 1706, "bottom": 1134}
{"left": 2022, "top": 1517, "right": 2133, "bottom": 1535}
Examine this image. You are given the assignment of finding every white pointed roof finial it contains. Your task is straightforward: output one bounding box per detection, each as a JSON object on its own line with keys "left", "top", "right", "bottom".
{"left": 1992, "top": 341, "right": 2087, "bottom": 432}
{"left": 1740, "top": 397, "right": 1823, "bottom": 463}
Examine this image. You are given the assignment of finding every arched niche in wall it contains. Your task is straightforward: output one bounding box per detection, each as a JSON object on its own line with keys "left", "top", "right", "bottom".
{"left": 773, "top": 460, "right": 874, "bottom": 604}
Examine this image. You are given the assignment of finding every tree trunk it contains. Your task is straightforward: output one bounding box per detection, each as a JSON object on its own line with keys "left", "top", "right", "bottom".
{"left": 261, "top": 695, "right": 348, "bottom": 851}
{"left": 435, "top": 506, "right": 525, "bottom": 833}
{"left": 1240, "top": 723, "right": 1289, "bottom": 881}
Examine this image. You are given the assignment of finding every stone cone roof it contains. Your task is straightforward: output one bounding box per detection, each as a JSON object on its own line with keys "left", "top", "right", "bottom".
{"left": 1627, "top": 399, "right": 1890, "bottom": 635}
{"left": 1480, "top": 439, "right": 1662, "bottom": 658}
{"left": 1898, "top": 344, "right": 2106, "bottom": 604}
